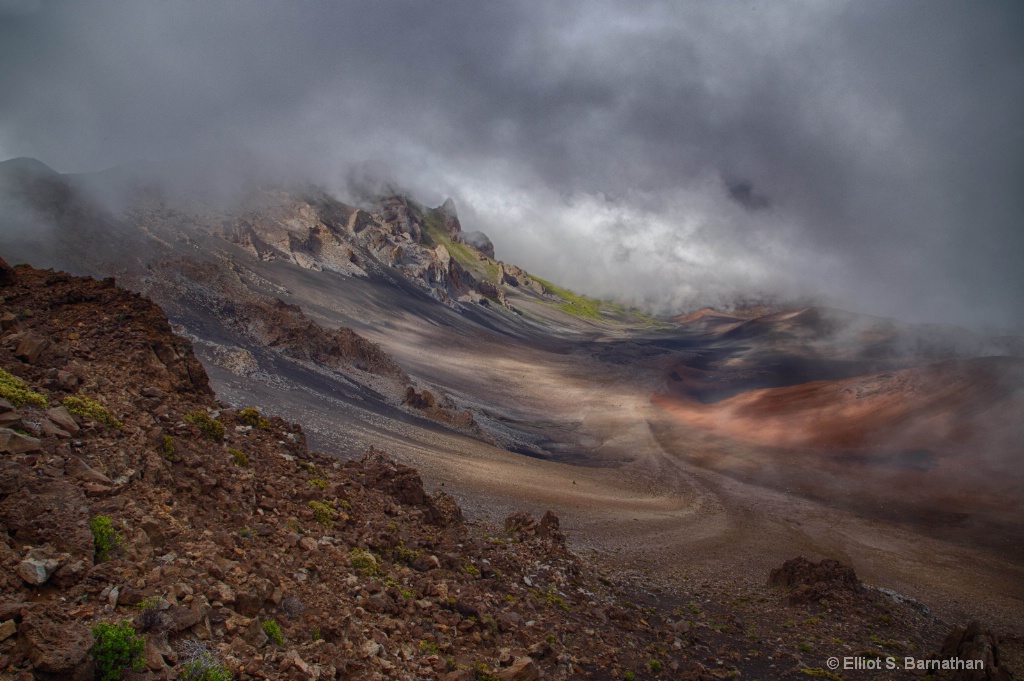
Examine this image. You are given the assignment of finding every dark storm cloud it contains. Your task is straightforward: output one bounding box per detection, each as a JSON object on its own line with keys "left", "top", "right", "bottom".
{"left": 1, "top": 0, "right": 1022, "bottom": 329}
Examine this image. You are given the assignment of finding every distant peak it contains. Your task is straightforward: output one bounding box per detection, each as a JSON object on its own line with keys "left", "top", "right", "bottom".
{"left": 0, "top": 157, "right": 59, "bottom": 179}
{"left": 439, "top": 197, "right": 458, "bottom": 218}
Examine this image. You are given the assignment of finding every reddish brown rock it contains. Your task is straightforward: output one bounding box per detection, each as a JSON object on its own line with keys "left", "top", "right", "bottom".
{"left": 19, "top": 613, "right": 93, "bottom": 676}
{"left": 768, "top": 556, "right": 861, "bottom": 604}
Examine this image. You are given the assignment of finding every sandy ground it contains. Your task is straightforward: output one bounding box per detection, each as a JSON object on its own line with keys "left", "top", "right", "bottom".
{"left": 297, "top": 308, "right": 1024, "bottom": 638}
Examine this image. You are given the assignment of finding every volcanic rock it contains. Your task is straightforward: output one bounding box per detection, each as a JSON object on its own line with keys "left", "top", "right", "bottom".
{"left": 19, "top": 613, "right": 93, "bottom": 676}
{"left": 768, "top": 556, "right": 861, "bottom": 604}
{"left": 0, "top": 427, "right": 41, "bottom": 454}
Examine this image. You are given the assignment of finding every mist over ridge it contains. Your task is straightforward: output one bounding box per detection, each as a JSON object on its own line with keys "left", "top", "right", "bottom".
{"left": 1, "top": 1, "right": 1022, "bottom": 330}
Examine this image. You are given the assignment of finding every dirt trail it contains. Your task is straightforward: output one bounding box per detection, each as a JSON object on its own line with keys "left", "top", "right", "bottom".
{"left": 340, "top": 323, "right": 1024, "bottom": 636}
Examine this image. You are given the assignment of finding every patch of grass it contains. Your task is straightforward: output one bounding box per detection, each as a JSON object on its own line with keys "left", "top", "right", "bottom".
{"left": 261, "top": 619, "right": 284, "bottom": 646}
{"left": 184, "top": 410, "right": 225, "bottom": 440}
{"left": 309, "top": 477, "right": 328, "bottom": 490}
{"left": 90, "top": 621, "right": 145, "bottom": 681}
{"left": 648, "top": 659, "right": 663, "bottom": 674}
{"left": 462, "top": 562, "right": 480, "bottom": 577}
{"left": 0, "top": 367, "right": 47, "bottom": 408}
{"left": 63, "top": 395, "right": 122, "bottom": 429}
{"left": 181, "top": 656, "right": 233, "bottom": 681}
{"left": 308, "top": 500, "right": 335, "bottom": 527}
{"left": 531, "top": 275, "right": 604, "bottom": 320}
{"left": 801, "top": 668, "right": 842, "bottom": 681}
{"left": 89, "top": 515, "right": 120, "bottom": 562}
{"left": 228, "top": 448, "right": 248, "bottom": 466}
{"left": 160, "top": 435, "right": 176, "bottom": 462}
{"left": 419, "top": 640, "right": 441, "bottom": 656}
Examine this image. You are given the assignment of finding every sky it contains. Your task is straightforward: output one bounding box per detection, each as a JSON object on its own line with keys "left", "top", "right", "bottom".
{"left": 1, "top": 1, "right": 1022, "bottom": 329}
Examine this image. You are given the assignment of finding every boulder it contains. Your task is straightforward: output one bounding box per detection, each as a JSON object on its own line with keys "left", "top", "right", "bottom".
{"left": 45, "top": 406, "right": 80, "bottom": 435}
{"left": 498, "top": 657, "right": 539, "bottom": 681}
{"left": 0, "top": 398, "right": 19, "bottom": 426}
{"left": 939, "top": 620, "right": 1014, "bottom": 681}
{"left": 538, "top": 510, "right": 564, "bottom": 542}
{"left": 768, "top": 556, "right": 861, "bottom": 605}
{"left": 66, "top": 457, "right": 113, "bottom": 485}
{"left": 14, "top": 333, "right": 50, "bottom": 364}
{"left": 20, "top": 613, "right": 93, "bottom": 676}
{"left": 17, "top": 547, "right": 68, "bottom": 586}
{"left": 0, "top": 256, "right": 14, "bottom": 287}
{"left": 0, "top": 427, "right": 42, "bottom": 454}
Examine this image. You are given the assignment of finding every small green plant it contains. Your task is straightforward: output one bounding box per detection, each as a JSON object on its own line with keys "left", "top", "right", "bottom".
{"left": 63, "top": 395, "right": 122, "bottom": 429}
{"left": 392, "top": 541, "right": 421, "bottom": 564}
{"left": 462, "top": 562, "right": 480, "bottom": 577}
{"left": 0, "top": 367, "right": 47, "bottom": 408}
{"left": 801, "top": 668, "right": 842, "bottom": 681}
{"left": 400, "top": 588, "right": 414, "bottom": 599}
{"left": 184, "top": 410, "right": 225, "bottom": 440}
{"left": 624, "top": 672, "right": 636, "bottom": 681}
{"left": 262, "top": 619, "right": 284, "bottom": 646}
{"left": 90, "top": 621, "right": 145, "bottom": 681}
{"left": 309, "top": 477, "right": 328, "bottom": 489}
{"left": 648, "top": 659, "right": 663, "bottom": 674}
{"left": 89, "top": 515, "right": 120, "bottom": 561}
{"left": 135, "top": 597, "right": 164, "bottom": 632}
{"left": 312, "top": 627, "right": 322, "bottom": 642}
{"left": 239, "top": 407, "right": 272, "bottom": 430}
{"left": 308, "top": 500, "right": 336, "bottom": 527}
{"left": 419, "top": 640, "right": 441, "bottom": 655}
{"left": 238, "top": 407, "right": 261, "bottom": 426}
{"left": 546, "top": 633, "right": 557, "bottom": 644}
{"left": 160, "top": 435, "right": 176, "bottom": 461}
{"left": 228, "top": 448, "right": 248, "bottom": 466}
{"left": 350, "top": 548, "right": 382, "bottom": 576}
{"left": 473, "top": 660, "right": 499, "bottom": 681}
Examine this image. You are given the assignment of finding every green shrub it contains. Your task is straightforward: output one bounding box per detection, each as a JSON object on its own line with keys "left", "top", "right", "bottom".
{"left": 63, "top": 396, "right": 123, "bottom": 429}
{"left": 350, "top": 548, "right": 382, "bottom": 576}
{"left": 392, "top": 541, "right": 421, "bottom": 565}
{"left": 0, "top": 367, "right": 47, "bottom": 408}
{"left": 309, "top": 477, "right": 328, "bottom": 490}
{"left": 624, "top": 672, "right": 636, "bottom": 681}
{"left": 308, "top": 500, "right": 335, "bottom": 527}
{"left": 90, "top": 622, "right": 145, "bottom": 681}
{"left": 238, "top": 407, "right": 261, "bottom": 425}
{"left": 161, "top": 435, "right": 176, "bottom": 461}
{"left": 647, "top": 659, "right": 663, "bottom": 674}
{"left": 228, "top": 448, "right": 248, "bottom": 466}
{"left": 473, "top": 661, "right": 499, "bottom": 681}
{"left": 184, "top": 410, "right": 225, "bottom": 440}
{"left": 89, "top": 515, "right": 120, "bottom": 561}
{"left": 261, "top": 619, "right": 284, "bottom": 646}
{"left": 238, "top": 407, "right": 271, "bottom": 430}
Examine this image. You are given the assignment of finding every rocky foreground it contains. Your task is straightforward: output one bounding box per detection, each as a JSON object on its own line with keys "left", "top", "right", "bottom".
{"left": 0, "top": 258, "right": 1016, "bottom": 680}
